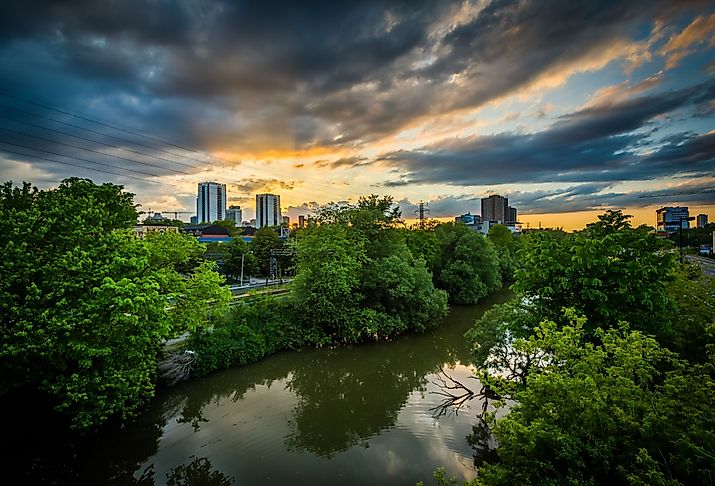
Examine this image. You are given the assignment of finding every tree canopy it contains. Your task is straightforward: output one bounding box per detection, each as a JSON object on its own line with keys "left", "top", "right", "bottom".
{"left": 0, "top": 178, "right": 230, "bottom": 429}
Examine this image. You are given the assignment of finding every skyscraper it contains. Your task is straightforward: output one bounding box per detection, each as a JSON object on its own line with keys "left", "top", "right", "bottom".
{"left": 481, "top": 194, "right": 509, "bottom": 222}
{"left": 256, "top": 193, "right": 281, "bottom": 228}
{"left": 197, "top": 182, "right": 227, "bottom": 223}
{"left": 696, "top": 214, "right": 708, "bottom": 228}
{"left": 227, "top": 205, "right": 243, "bottom": 226}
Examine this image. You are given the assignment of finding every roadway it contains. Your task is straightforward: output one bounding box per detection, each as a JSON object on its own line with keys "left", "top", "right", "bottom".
{"left": 685, "top": 254, "right": 715, "bottom": 277}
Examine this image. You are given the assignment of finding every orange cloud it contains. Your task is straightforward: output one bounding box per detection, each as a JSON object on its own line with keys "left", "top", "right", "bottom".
{"left": 660, "top": 14, "right": 715, "bottom": 69}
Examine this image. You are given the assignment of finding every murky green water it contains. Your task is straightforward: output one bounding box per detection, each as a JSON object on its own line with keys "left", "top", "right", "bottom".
{"left": 2, "top": 291, "right": 511, "bottom": 485}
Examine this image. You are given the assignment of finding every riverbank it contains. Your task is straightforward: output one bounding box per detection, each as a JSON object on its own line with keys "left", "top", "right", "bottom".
{"left": 2, "top": 291, "right": 513, "bottom": 486}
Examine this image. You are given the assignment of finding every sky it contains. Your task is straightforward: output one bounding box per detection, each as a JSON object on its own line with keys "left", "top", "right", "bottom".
{"left": 0, "top": 0, "right": 713, "bottom": 229}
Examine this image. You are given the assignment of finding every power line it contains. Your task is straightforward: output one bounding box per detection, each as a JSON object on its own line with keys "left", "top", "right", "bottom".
{"left": 0, "top": 140, "right": 162, "bottom": 178}
{"left": 0, "top": 111, "right": 206, "bottom": 171}
{"left": 0, "top": 92, "right": 222, "bottom": 165}
{"left": 0, "top": 145, "right": 155, "bottom": 183}
{"left": 0, "top": 127, "right": 193, "bottom": 176}
{"left": 0, "top": 92, "right": 355, "bottom": 201}
{"left": 0, "top": 102, "right": 209, "bottom": 166}
{"left": 0, "top": 92, "right": 363, "bottom": 204}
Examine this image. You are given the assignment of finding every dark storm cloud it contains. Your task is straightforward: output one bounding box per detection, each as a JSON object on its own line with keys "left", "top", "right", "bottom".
{"left": 2, "top": 0, "right": 711, "bottom": 156}
{"left": 394, "top": 179, "right": 715, "bottom": 218}
{"left": 378, "top": 80, "right": 715, "bottom": 186}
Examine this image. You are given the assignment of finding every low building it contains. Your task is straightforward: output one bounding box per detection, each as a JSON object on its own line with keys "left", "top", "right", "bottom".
{"left": 181, "top": 224, "right": 232, "bottom": 243}
{"left": 455, "top": 213, "right": 480, "bottom": 225}
{"left": 656, "top": 207, "right": 690, "bottom": 231}
{"left": 133, "top": 224, "right": 179, "bottom": 239}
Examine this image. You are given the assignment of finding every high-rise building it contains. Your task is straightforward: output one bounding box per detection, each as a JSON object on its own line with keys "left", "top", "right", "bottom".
{"left": 656, "top": 207, "right": 690, "bottom": 231}
{"left": 696, "top": 214, "right": 708, "bottom": 228}
{"left": 282, "top": 215, "right": 290, "bottom": 226}
{"left": 481, "top": 194, "right": 509, "bottom": 223}
{"left": 226, "top": 205, "right": 243, "bottom": 226}
{"left": 298, "top": 215, "right": 306, "bottom": 228}
{"left": 508, "top": 206, "right": 517, "bottom": 224}
{"left": 196, "top": 182, "right": 226, "bottom": 223}
{"left": 256, "top": 193, "right": 281, "bottom": 228}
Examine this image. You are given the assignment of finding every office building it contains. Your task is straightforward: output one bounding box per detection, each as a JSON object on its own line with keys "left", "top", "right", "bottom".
{"left": 196, "top": 182, "right": 226, "bottom": 223}
{"left": 696, "top": 214, "right": 708, "bottom": 228}
{"left": 481, "top": 194, "right": 518, "bottom": 224}
{"left": 256, "top": 193, "right": 281, "bottom": 228}
{"left": 656, "top": 207, "right": 690, "bottom": 231}
{"left": 226, "top": 205, "right": 243, "bottom": 226}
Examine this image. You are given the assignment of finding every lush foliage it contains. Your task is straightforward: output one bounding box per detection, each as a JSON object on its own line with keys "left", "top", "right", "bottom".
{"left": 291, "top": 196, "right": 449, "bottom": 343}
{"left": 251, "top": 226, "right": 284, "bottom": 276}
{"left": 457, "top": 210, "right": 715, "bottom": 486}
{"left": 219, "top": 237, "right": 258, "bottom": 282}
{"left": 487, "top": 224, "right": 520, "bottom": 284}
{"left": 513, "top": 210, "right": 676, "bottom": 336}
{"left": 431, "top": 223, "right": 502, "bottom": 304}
{"left": 476, "top": 317, "right": 715, "bottom": 486}
{"left": 0, "top": 179, "right": 231, "bottom": 429}
{"left": 189, "top": 297, "right": 302, "bottom": 376}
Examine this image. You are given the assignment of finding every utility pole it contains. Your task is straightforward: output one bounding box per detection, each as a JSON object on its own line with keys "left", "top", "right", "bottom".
{"left": 240, "top": 252, "right": 245, "bottom": 287}
{"left": 413, "top": 201, "right": 430, "bottom": 229}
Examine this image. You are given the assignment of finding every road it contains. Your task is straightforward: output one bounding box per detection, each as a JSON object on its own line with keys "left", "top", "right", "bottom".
{"left": 685, "top": 254, "right": 715, "bottom": 277}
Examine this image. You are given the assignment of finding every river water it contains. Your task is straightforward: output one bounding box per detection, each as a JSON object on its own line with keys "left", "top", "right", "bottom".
{"left": 2, "top": 291, "right": 511, "bottom": 485}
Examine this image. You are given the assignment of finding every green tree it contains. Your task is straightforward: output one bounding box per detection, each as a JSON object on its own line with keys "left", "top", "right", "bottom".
{"left": 251, "top": 226, "right": 282, "bottom": 276}
{"left": 292, "top": 222, "right": 364, "bottom": 343}
{"left": 513, "top": 210, "right": 676, "bottom": 335}
{"left": 475, "top": 317, "right": 715, "bottom": 486}
{"left": 488, "top": 224, "right": 520, "bottom": 284}
{"left": 432, "top": 223, "right": 502, "bottom": 304}
{"left": 213, "top": 219, "right": 237, "bottom": 236}
{"left": 292, "top": 196, "right": 448, "bottom": 343}
{"left": 0, "top": 178, "right": 231, "bottom": 429}
{"left": 220, "top": 238, "right": 258, "bottom": 282}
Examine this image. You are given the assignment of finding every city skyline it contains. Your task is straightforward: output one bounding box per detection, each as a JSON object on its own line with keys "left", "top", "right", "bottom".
{"left": 0, "top": 1, "right": 714, "bottom": 230}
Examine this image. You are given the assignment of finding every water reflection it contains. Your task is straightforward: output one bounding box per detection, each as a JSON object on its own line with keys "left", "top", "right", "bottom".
{"left": 0, "top": 291, "right": 512, "bottom": 485}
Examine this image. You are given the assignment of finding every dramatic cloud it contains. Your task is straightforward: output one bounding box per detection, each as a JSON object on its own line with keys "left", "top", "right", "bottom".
{"left": 1, "top": 0, "right": 713, "bottom": 224}
{"left": 378, "top": 80, "right": 715, "bottom": 186}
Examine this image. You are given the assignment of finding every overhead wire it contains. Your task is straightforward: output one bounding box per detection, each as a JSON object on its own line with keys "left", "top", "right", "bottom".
{"left": 0, "top": 145, "right": 156, "bottom": 183}
{"left": 0, "top": 91, "right": 358, "bottom": 204}
{"left": 0, "top": 111, "right": 207, "bottom": 171}
{"left": 0, "top": 127, "right": 194, "bottom": 176}
{"left": 0, "top": 102, "right": 213, "bottom": 167}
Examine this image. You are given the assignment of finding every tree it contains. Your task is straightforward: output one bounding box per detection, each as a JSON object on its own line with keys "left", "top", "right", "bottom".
{"left": 220, "top": 237, "right": 258, "bottom": 282}
{"left": 432, "top": 223, "right": 502, "bottom": 304}
{"left": 292, "top": 196, "right": 448, "bottom": 343}
{"left": 213, "top": 219, "right": 237, "bottom": 236}
{"left": 0, "top": 178, "right": 231, "bottom": 429}
{"left": 488, "top": 224, "right": 520, "bottom": 284}
{"left": 251, "top": 226, "right": 283, "bottom": 277}
{"left": 475, "top": 317, "right": 715, "bottom": 486}
{"left": 513, "top": 210, "right": 676, "bottom": 335}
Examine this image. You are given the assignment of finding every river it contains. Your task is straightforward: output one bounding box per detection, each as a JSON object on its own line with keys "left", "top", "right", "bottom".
{"left": 2, "top": 291, "right": 511, "bottom": 485}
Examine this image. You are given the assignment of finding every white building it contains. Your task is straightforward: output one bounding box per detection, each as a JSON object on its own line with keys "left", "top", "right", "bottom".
{"left": 197, "top": 182, "right": 227, "bottom": 223}
{"left": 256, "top": 193, "right": 281, "bottom": 228}
{"left": 227, "top": 205, "right": 243, "bottom": 226}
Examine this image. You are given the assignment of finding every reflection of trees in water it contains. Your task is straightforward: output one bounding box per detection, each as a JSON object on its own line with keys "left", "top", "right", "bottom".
{"left": 1, "top": 292, "right": 511, "bottom": 484}
{"left": 283, "top": 333, "right": 462, "bottom": 457}
{"left": 135, "top": 456, "right": 234, "bottom": 486}
{"left": 170, "top": 292, "right": 512, "bottom": 458}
